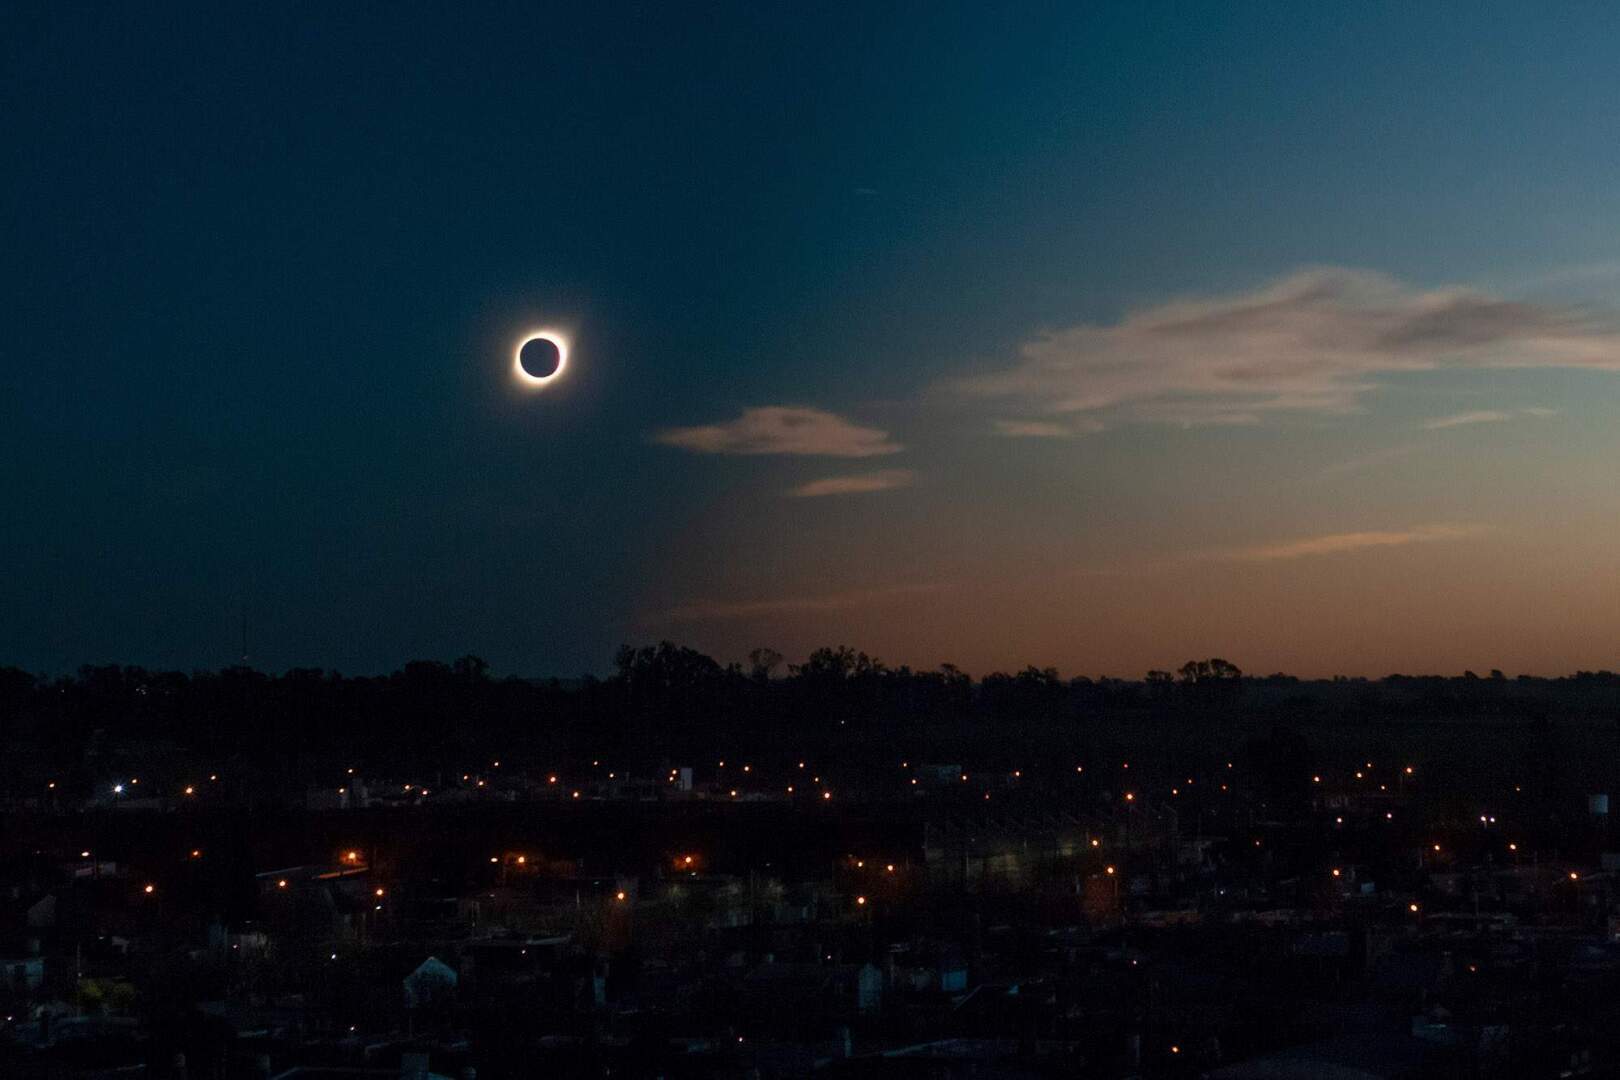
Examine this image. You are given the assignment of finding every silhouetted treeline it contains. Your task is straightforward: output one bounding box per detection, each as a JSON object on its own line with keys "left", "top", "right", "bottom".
{"left": 2, "top": 645, "right": 1619, "bottom": 796}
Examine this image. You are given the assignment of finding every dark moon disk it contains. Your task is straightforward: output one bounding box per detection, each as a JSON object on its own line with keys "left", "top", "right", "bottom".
{"left": 519, "top": 337, "right": 562, "bottom": 379}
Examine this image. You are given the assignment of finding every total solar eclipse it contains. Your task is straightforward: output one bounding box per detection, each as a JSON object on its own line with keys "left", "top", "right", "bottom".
{"left": 513, "top": 331, "right": 569, "bottom": 387}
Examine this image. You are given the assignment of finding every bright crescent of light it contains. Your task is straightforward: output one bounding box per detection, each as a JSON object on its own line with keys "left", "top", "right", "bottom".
{"left": 513, "top": 330, "right": 570, "bottom": 388}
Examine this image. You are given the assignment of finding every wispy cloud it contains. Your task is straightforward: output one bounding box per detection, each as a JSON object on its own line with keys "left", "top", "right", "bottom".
{"left": 789, "top": 469, "right": 915, "bottom": 497}
{"left": 1422, "top": 406, "right": 1558, "bottom": 430}
{"left": 992, "top": 418, "right": 1107, "bottom": 438}
{"left": 1422, "top": 409, "right": 1514, "bottom": 429}
{"left": 959, "top": 267, "right": 1620, "bottom": 428}
{"left": 1209, "top": 523, "right": 1488, "bottom": 563}
{"left": 649, "top": 582, "right": 946, "bottom": 624}
{"left": 653, "top": 406, "right": 902, "bottom": 457}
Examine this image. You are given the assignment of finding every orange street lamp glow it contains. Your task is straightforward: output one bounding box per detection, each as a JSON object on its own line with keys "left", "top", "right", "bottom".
{"left": 143, "top": 884, "right": 155, "bottom": 894}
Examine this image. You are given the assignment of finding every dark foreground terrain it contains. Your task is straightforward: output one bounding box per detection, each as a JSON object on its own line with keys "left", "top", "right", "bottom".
{"left": 4, "top": 651, "right": 1620, "bottom": 1077}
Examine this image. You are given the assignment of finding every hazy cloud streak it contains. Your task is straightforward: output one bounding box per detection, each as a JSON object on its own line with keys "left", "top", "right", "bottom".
{"left": 1422, "top": 410, "right": 1515, "bottom": 429}
{"left": 992, "top": 418, "right": 1107, "bottom": 438}
{"left": 960, "top": 268, "right": 1620, "bottom": 428}
{"left": 789, "top": 469, "right": 915, "bottom": 497}
{"left": 1421, "top": 406, "right": 1558, "bottom": 430}
{"left": 653, "top": 406, "right": 902, "bottom": 457}
{"left": 1209, "top": 524, "right": 1488, "bottom": 563}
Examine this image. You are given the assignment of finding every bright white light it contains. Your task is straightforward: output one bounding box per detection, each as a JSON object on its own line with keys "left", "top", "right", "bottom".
{"left": 513, "top": 330, "right": 570, "bottom": 388}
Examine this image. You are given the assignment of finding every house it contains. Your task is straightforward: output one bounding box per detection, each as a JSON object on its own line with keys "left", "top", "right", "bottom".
{"left": 888, "top": 943, "right": 968, "bottom": 993}
{"left": 0, "top": 953, "right": 45, "bottom": 993}
{"left": 403, "top": 956, "right": 458, "bottom": 1010}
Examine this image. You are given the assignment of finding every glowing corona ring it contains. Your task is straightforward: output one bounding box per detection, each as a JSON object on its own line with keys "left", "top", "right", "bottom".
{"left": 513, "top": 330, "right": 569, "bottom": 388}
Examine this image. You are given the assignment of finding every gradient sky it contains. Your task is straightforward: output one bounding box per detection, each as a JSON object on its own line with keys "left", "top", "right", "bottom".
{"left": 7, "top": 3, "right": 1620, "bottom": 678}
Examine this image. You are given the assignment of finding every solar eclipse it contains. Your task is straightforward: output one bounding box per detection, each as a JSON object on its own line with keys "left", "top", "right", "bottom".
{"left": 514, "top": 331, "right": 568, "bottom": 387}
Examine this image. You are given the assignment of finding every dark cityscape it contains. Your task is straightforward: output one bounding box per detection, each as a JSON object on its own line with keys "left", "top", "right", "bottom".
{"left": 10, "top": 3, "right": 1620, "bottom": 1077}
{"left": 5, "top": 656, "right": 1620, "bottom": 1076}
